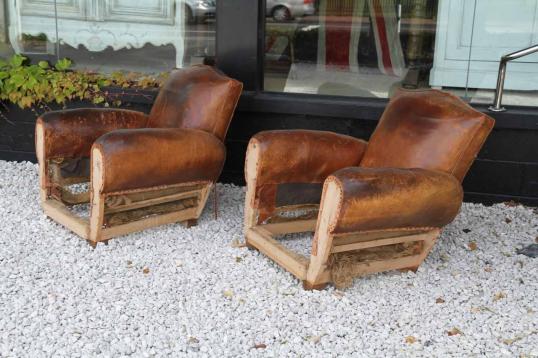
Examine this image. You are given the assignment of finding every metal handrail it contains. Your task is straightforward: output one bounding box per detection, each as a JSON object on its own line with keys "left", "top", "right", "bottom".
{"left": 489, "top": 44, "right": 538, "bottom": 112}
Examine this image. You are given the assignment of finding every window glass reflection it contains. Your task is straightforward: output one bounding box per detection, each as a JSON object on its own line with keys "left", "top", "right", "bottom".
{"left": 265, "top": 0, "right": 538, "bottom": 107}
{"left": 2, "top": 0, "right": 215, "bottom": 74}
{"left": 460, "top": 0, "right": 538, "bottom": 107}
{"left": 265, "top": 0, "right": 439, "bottom": 98}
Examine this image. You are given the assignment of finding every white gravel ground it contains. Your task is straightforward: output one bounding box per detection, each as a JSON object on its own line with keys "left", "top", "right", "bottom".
{"left": 0, "top": 160, "right": 536, "bottom": 357}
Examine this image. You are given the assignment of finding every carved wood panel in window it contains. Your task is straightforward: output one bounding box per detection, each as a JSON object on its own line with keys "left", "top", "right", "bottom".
{"left": 8, "top": 0, "right": 184, "bottom": 66}
{"left": 20, "top": 0, "right": 86, "bottom": 20}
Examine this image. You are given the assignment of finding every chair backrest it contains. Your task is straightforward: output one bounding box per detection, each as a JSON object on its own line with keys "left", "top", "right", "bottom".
{"left": 360, "top": 89, "right": 494, "bottom": 182}
{"left": 147, "top": 65, "right": 243, "bottom": 141}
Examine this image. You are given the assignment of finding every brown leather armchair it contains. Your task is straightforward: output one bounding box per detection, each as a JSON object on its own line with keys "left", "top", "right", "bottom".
{"left": 244, "top": 89, "right": 494, "bottom": 289}
{"left": 36, "top": 65, "right": 242, "bottom": 247}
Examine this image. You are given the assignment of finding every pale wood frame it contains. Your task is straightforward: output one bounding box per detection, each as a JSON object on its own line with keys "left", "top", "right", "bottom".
{"left": 244, "top": 146, "right": 441, "bottom": 290}
{"left": 36, "top": 125, "right": 213, "bottom": 247}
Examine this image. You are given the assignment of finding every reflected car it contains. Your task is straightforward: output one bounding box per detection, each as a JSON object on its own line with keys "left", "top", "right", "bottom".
{"left": 267, "top": 0, "right": 315, "bottom": 22}
{"left": 184, "top": 0, "right": 216, "bottom": 24}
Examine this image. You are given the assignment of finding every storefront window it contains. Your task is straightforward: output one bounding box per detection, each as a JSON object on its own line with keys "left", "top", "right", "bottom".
{"left": 265, "top": 0, "right": 439, "bottom": 98}
{"left": 1, "top": 0, "right": 215, "bottom": 74}
{"left": 264, "top": 0, "right": 538, "bottom": 107}
{"left": 458, "top": 0, "right": 538, "bottom": 108}
{"left": 0, "top": 0, "right": 14, "bottom": 59}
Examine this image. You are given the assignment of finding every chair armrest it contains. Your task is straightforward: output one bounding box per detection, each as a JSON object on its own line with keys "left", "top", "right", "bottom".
{"left": 92, "top": 128, "right": 225, "bottom": 194}
{"left": 244, "top": 130, "right": 367, "bottom": 224}
{"left": 36, "top": 108, "right": 148, "bottom": 159}
{"left": 325, "top": 167, "right": 463, "bottom": 234}
{"left": 246, "top": 130, "right": 367, "bottom": 186}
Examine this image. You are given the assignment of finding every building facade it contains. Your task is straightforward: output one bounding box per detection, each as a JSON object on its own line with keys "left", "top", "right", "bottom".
{"left": 0, "top": 0, "right": 537, "bottom": 205}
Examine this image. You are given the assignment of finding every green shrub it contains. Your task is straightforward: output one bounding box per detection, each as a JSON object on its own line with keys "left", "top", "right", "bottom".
{"left": 0, "top": 54, "right": 166, "bottom": 110}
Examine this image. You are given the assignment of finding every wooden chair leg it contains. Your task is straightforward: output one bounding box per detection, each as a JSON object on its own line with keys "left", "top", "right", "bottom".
{"left": 302, "top": 281, "right": 328, "bottom": 291}
{"left": 398, "top": 233, "right": 439, "bottom": 272}
{"left": 35, "top": 121, "right": 49, "bottom": 203}
{"left": 185, "top": 219, "right": 198, "bottom": 228}
{"left": 399, "top": 265, "right": 419, "bottom": 273}
{"left": 397, "top": 232, "right": 438, "bottom": 273}
{"left": 89, "top": 148, "right": 105, "bottom": 243}
{"left": 213, "top": 184, "right": 218, "bottom": 220}
{"left": 245, "top": 241, "right": 257, "bottom": 250}
{"left": 86, "top": 240, "right": 97, "bottom": 249}
{"left": 305, "top": 180, "right": 341, "bottom": 289}
{"left": 244, "top": 141, "right": 260, "bottom": 233}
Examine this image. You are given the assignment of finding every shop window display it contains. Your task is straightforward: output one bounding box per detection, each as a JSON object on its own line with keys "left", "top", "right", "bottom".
{"left": 264, "top": 0, "right": 538, "bottom": 107}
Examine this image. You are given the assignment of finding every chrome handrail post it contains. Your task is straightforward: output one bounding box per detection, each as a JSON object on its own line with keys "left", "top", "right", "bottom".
{"left": 488, "top": 58, "right": 507, "bottom": 112}
{"left": 488, "top": 44, "right": 538, "bottom": 112}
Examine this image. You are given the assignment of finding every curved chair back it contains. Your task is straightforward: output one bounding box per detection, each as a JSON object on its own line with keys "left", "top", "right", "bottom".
{"left": 148, "top": 65, "right": 243, "bottom": 141}
{"left": 361, "top": 89, "right": 494, "bottom": 181}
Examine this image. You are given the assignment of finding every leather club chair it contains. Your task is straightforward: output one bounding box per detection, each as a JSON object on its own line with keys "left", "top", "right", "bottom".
{"left": 243, "top": 89, "right": 494, "bottom": 289}
{"left": 36, "top": 65, "right": 242, "bottom": 247}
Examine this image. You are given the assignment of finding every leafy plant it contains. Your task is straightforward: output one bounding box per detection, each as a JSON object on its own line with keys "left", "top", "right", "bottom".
{"left": 0, "top": 54, "right": 168, "bottom": 111}
{"left": 0, "top": 54, "right": 92, "bottom": 109}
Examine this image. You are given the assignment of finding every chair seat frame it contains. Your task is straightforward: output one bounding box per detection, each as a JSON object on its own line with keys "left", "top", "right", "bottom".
{"left": 244, "top": 145, "right": 441, "bottom": 290}
{"left": 37, "top": 132, "right": 212, "bottom": 247}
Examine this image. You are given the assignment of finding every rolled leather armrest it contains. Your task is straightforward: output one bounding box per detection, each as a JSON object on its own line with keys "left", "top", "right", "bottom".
{"left": 92, "top": 128, "right": 225, "bottom": 193}
{"left": 246, "top": 130, "right": 368, "bottom": 186}
{"left": 36, "top": 108, "right": 148, "bottom": 159}
{"left": 326, "top": 167, "right": 463, "bottom": 234}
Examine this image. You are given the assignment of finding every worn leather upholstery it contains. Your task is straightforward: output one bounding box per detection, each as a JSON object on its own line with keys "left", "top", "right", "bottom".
{"left": 246, "top": 130, "right": 367, "bottom": 222}
{"left": 36, "top": 65, "right": 242, "bottom": 192}
{"left": 148, "top": 65, "right": 243, "bottom": 141}
{"left": 37, "top": 108, "right": 148, "bottom": 159}
{"left": 93, "top": 128, "right": 225, "bottom": 193}
{"left": 361, "top": 89, "right": 494, "bottom": 181}
{"left": 247, "top": 89, "right": 494, "bottom": 232}
{"left": 248, "top": 130, "right": 367, "bottom": 186}
{"left": 327, "top": 167, "right": 463, "bottom": 234}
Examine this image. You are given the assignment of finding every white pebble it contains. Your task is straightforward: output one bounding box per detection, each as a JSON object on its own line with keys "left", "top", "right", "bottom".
{"left": 0, "top": 160, "right": 536, "bottom": 357}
